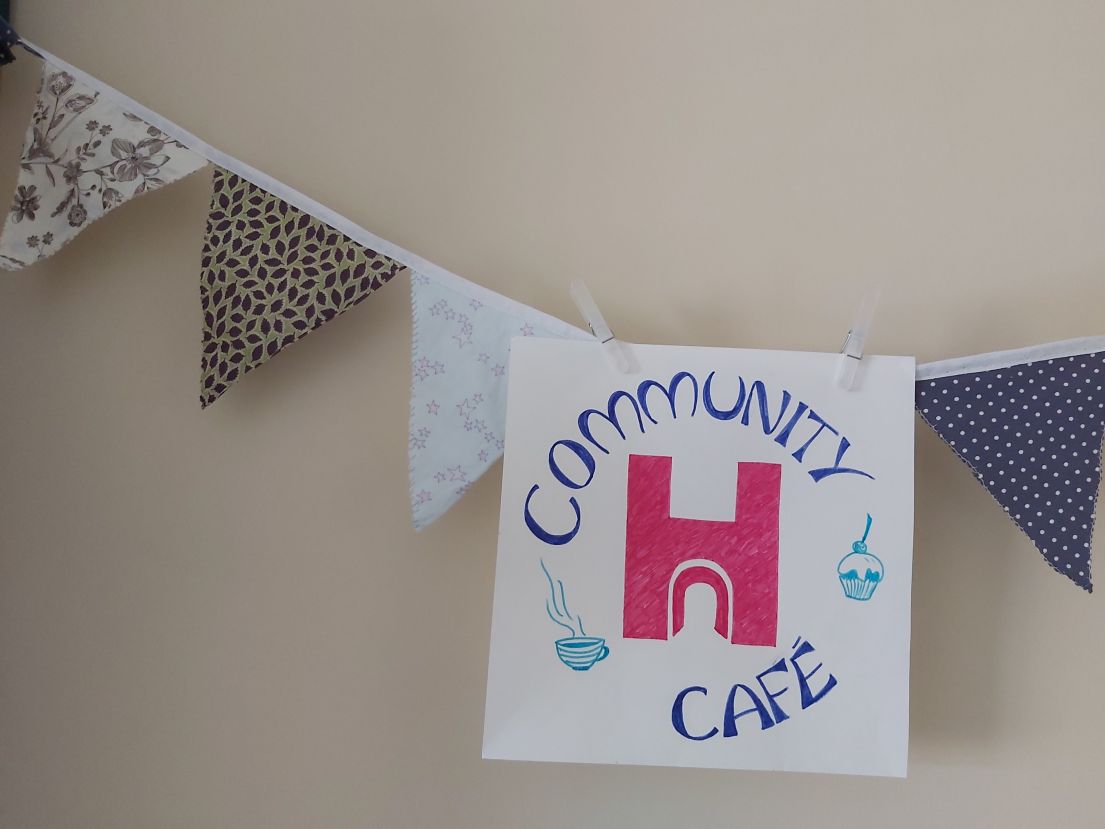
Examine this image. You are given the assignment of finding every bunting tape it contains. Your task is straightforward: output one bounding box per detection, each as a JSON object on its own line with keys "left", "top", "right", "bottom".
{"left": 916, "top": 337, "right": 1105, "bottom": 381}
{"left": 15, "top": 38, "right": 588, "bottom": 342}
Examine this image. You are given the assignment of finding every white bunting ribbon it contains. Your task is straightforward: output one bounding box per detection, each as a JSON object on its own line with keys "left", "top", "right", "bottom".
{"left": 15, "top": 38, "right": 545, "bottom": 300}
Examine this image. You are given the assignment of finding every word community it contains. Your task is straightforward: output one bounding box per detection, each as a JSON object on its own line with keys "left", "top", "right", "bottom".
{"left": 524, "top": 369, "right": 874, "bottom": 545}
{"left": 671, "top": 637, "right": 837, "bottom": 741}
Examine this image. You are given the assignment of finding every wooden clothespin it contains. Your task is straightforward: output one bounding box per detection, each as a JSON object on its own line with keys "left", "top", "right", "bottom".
{"left": 836, "top": 289, "right": 880, "bottom": 391}
{"left": 570, "top": 279, "right": 633, "bottom": 374}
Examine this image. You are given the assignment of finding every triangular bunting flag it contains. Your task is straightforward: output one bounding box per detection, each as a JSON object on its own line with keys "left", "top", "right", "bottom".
{"left": 199, "top": 167, "right": 404, "bottom": 406}
{"left": 408, "top": 270, "right": 589, "bottom": 529}
{"left": 0, "top": 16, "right": 18, "bottom": 66}
{"left": 0, "top": 59, "right": 207, "bottom": 269}
{"left": 916, "top": 339, "right": 1105, "bottom": 590}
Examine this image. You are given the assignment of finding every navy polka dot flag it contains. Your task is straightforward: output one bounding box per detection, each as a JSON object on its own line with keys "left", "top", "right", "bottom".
{"left": 916, "top": 339, "right": 1105, "bottom": 591}
{"left": 0, "top": 15, "right": 18, "bottom": 67}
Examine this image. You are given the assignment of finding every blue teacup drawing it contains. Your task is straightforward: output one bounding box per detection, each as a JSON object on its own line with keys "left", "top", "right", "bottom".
{"left": 555, "top": 636, "right": 609, "bottom": 671}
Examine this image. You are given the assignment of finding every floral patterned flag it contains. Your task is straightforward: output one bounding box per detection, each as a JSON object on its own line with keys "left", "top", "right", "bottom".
{"left": 916, "top": 338, "right": 1105, "bottom": 591}
{"left": 408, "top": 269, "right": 589, "bottom": 529}
{"left": 200, "top": 167, "right": 404, "bottom": 406}
{"left": 0, "top": 60, "right": 207, "bottom": 269}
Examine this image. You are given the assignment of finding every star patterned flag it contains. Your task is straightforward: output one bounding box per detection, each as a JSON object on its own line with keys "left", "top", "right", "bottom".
{"left": 0, "top": 59, "right": 208, "bottom": 269}
{"left": 199, "top": 167, "right": 404, "bottom": 407}
{"left": 916, "top": 338, "right": 1105, "bottom": 591}
{"left": 408, "top": 270, "right": 589, "bottom": 529}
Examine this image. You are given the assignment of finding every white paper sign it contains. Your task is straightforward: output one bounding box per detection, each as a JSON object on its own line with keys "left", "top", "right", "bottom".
{"left": 483, "top": 339, "right": 915, "bottom": 777}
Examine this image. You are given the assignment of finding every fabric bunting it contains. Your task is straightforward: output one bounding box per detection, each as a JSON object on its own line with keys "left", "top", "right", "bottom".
{"left": 408, "top": 270, "right": 589, "bottom": 529}
{"left": 916, "top": 338, "right": 1105, "bottom": 591}
{"left": 0, "top": 16, "right": 17, "bottom": 66}
{"left": 0, "top": 60, "right": 207, "bottom": 269}
{"left": 199, "top": 168, "right": 404, "bottom": 407}
{"left": 2, "top": 40, "right": 1102, "bottom": 598}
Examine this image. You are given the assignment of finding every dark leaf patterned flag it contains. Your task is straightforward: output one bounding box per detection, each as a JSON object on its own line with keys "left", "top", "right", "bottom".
{"left": 916, "top": 338, "right": 1105, "bottom": 591}
{"left": 199, "top": 167, "right": 404, "bottom": 406}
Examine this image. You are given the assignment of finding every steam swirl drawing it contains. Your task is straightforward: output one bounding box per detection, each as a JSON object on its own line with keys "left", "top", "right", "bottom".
{"left": 540, "top": 559, "right": 609, "bottom": 671}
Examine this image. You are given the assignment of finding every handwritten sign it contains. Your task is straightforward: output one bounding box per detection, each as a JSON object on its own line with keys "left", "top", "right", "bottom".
{"left": 483, "top": 340, "right": 915, "bottom": 776}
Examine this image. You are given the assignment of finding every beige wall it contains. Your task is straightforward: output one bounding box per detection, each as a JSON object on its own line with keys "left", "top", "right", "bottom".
{"left": 1, "top": 2, "right": 1104, "bottom": 826}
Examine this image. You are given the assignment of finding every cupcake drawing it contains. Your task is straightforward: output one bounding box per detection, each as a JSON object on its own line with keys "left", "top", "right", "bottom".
{"left": 837, "top": 513, "right": 883, "bottom": 601}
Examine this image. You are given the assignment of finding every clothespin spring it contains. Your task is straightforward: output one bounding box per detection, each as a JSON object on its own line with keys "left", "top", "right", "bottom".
{"left": 836, "top": 289, "right": 880, "bottom": 391}
{"left": 569, "top": 279, "right": 634, "bottom": 374}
